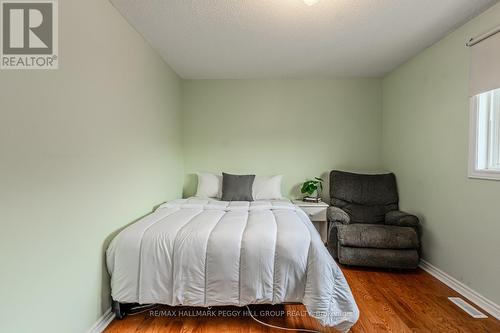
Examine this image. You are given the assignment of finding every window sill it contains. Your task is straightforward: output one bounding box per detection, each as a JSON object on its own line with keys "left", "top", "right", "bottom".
{"left": 468, "top": 169, "right": 500, "bottom": 181}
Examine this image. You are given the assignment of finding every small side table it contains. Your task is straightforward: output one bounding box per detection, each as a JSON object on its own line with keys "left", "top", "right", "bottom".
{"left": 293, "top": 200, "right": 329, "bottom": 244}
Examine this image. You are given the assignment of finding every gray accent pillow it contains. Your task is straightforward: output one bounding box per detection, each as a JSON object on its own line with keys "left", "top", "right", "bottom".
{"left": 221, "top": 173, "right": 255, "bottom": 201}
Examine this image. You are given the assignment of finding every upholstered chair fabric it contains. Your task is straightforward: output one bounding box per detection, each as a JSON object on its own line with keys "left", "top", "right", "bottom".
{"left": 328, "top": 170, "right": 421, "bottom": 269}
{"left": 330, "top": 171, "right": 399, "bottom": 224}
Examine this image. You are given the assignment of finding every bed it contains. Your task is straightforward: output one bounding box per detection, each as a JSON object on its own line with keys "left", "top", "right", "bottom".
{"left": 106, "top": 197, "right": 359, "bottom": 332}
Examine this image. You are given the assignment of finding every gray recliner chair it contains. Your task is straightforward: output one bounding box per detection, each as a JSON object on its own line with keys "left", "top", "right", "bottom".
{"left": 327, "top": 170, "right": 421, "bottom": 269}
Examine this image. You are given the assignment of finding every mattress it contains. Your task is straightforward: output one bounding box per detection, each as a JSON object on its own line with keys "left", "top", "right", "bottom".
{"left": 106, "top": 197, "right": 359, "bottom": 332}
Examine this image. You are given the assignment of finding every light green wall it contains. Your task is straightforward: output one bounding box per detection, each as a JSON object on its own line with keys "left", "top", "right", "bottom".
{"left": 181, "top": 79, "right": 383, "bottom": 199}
{"left": 0, "top": 0, "right": 183, "bottom": 332}
{"left": 382, "top": 4, "right": 500, "bottom": 304}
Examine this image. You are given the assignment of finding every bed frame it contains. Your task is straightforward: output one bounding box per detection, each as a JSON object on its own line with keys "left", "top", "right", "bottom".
{"left": 113, "top": 301, "right": 157, "bottom": 319}
{"left": 112, "top": 300, "right": 298, "bottom": 319}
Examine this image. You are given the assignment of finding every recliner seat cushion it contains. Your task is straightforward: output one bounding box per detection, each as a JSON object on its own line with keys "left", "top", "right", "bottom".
{"left": 335, "top": 202, "right": 390, "bottom": 225}
{"left": 337, "top": 224, "right": 418, "bottom": 249}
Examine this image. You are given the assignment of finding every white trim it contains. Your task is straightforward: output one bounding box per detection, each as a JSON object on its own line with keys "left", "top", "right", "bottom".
{"left": 468, "top": 169, "right": 500, "bottom": 180}
{"left": 87, "top": 307, "right": 115, "bottom": 333}
{"left": 419, "top": 259, "right": 500, "bottom": 320}
{"left": 469, "top": 96, "right": 481, "bottom": 178}
{"left": 468, "top": 93, "right": 500, "bottom": 180}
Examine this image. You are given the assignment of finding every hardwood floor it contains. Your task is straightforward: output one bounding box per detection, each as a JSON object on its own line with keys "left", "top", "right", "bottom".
{"left": 104, "top": 266, "right": 500, "bottom": 332}
{"left": 342, "top": 266, "right": 499, "bottom": 332}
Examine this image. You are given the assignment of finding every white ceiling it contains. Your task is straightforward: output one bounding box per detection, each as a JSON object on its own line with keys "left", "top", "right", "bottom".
{"left": 110, "top": 0, "right": 498, "bottom": 79}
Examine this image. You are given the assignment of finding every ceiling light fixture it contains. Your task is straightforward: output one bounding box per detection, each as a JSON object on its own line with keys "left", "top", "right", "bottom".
{"left": 303, "top": 0, "right": 319, "bottom": 6}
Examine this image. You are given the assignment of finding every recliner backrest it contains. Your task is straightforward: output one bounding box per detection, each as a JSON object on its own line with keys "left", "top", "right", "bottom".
{"left": 330, "top": 170, "right": 399, "bottom": 224}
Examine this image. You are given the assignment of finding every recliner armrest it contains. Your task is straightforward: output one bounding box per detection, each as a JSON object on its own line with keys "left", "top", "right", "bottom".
{"left": 385, "top": 210, "right": 419, "bottom": 228}
{"left": 327, "top": 206, "right": 350, "bottom": 224}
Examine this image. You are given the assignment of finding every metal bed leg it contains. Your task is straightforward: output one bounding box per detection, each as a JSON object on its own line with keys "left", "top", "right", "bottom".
{"left": 112, "top": 300, "right": 125, "bottom": 319}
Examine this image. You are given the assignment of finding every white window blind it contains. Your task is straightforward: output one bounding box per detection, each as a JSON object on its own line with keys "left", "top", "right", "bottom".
{"left": 469, "top": 29, "right": 500, "bottom": 180}
{"left": 469, "top": 31, "right": 500, "bottom": 97}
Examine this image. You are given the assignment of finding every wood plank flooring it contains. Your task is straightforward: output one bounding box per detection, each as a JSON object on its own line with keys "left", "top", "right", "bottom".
{"left": 104, "top": 266, "right": 500, "bottom": 332}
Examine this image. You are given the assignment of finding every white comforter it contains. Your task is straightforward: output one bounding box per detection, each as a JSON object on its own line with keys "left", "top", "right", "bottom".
{"left": 106, "top": 198, "right": 359, "bottom": 331}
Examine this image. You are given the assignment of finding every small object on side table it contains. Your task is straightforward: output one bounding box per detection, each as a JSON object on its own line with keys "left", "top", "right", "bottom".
{"left": 293, "top": 200, "right": 329, "bottom": 244}
{"left": 300, "top": 177, "right": 324, "bottom": 203}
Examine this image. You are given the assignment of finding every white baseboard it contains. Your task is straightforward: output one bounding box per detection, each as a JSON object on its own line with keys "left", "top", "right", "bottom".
{"left": 419, "top": 259, "right": 500, "bottom": 320}
{"left": 87, "top": 307, "right": 115, "bottom": 333}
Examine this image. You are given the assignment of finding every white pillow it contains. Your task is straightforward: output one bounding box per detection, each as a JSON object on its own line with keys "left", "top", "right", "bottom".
{"left": 252, "top": 175, "right": 283, "bottom": 200}
{"left": 196, "top": 172, "right": 222, "bottom": 198}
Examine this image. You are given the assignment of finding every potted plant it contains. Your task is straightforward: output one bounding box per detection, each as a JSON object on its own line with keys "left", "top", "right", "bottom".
{"left": 300, "top": 177, "right": 324, "bottom": 202}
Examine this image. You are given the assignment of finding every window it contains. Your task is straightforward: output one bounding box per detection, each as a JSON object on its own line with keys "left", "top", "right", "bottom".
{"left": 469, "top": 88, "right": 500, "bottom": 179}
{"left": 468, "top": 28, "right": 500, "bottom": 180}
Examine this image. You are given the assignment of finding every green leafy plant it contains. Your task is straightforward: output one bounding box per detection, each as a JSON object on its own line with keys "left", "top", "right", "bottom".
{"left": 301, "top": 177, "right": 324, "bottom": 197}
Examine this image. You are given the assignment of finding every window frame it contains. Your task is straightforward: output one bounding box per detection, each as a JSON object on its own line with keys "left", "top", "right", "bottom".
{"left": 468, "top": 92, "right": 500, "bottom": 180}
